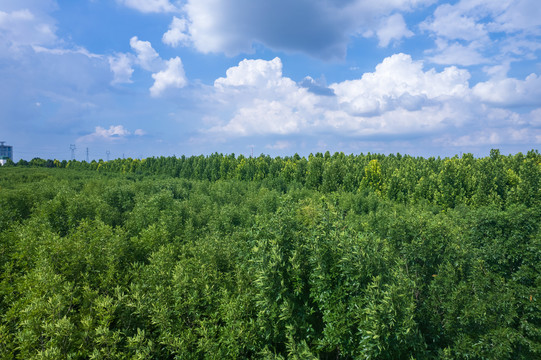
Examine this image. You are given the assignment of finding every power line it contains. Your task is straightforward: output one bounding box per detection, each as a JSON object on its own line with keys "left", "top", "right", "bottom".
{"left": 69, "top": 144, "right": 76, "bottom": 160}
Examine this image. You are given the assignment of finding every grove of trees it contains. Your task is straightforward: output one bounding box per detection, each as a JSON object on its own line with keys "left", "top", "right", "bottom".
{"left": 0, "top": 150, "right": 539, "bottom": 359}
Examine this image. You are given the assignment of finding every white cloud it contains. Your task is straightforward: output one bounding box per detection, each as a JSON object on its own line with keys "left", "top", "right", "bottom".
{"left": 330, "top": 53, "right": 470, "bottom": 115}
{"left": 422, "top": 0, "right": 541, "bottom": 66}
{"left": 492, "top": 0, "right": 541, "bottom": 33}
{"left": 219, "top": 100, "right": 306, "bottom": 135}
{"left": 162, "top": 16, "right": 190, "bottom": 47}
{"left": 322, "top": 99, "right": 471, "bottom": 137}
{"left": 426, "top": 40, "right": 487, "bottom": 66}
{"left": 109, "top": 37, "right": 189, "bottom": 96}
{"left": 77, "top": 125, "right": 131, "bottom": 143}
{"left": 204, "top": 54, "right": 540, "bottom": 150}
{"left": 117, "top": 0, "right": 178, "bottom": 13}
{"left": 483, "top": 62, "right": 511, "bottom": 79}
{"left": 213, "top": 57, "right": 312, "bottom": 114}
{"left": 420, "top": 3, "right": 488, "bottom": 42}
{"left": 208, "top": 54, "right": 474, "bottom": 138}
{"left": 134, "top": 129, "right": 146, "bottom": 136}
{"left": 215, "top": 57, "right": 285, "bottom": 88}
{"left": 423, "top": 1, "right": 541, "bottom": 38}
{"left": 150, "top": 57, "right": 187, "bottom": 97}
{"left": 108, "top": 53, "right": 134, "bottom": 84}
{"left": 376, "top": 13, "right": 414, "bottom": 47}
{"left": 473, "top": 73, "right": 541, "bottom": 106}
{"left": 210, "top": 57, "right": 319, "bottom": 135}
{"left": 129, "top": 36, "right": 162, "bottom": 72}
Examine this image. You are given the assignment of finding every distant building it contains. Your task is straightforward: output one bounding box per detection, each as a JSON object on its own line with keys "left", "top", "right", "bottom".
{"left": 0, "top": 142, "right": 13, "bottom": 166}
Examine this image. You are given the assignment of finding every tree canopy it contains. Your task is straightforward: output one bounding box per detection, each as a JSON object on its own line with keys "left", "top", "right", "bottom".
{"left": 0, "top": 150, "right": 540, "bottom": 358}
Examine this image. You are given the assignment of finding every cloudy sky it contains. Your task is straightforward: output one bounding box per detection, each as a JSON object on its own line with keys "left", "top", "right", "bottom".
{"left": 1, "top": 0, "right": 540, "bottom": 160}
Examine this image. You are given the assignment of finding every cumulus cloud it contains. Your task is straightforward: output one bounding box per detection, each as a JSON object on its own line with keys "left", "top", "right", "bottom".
{"left": 211, "top": 57, "right": 318, "bottom": 135}
{"left": 215, "top": 57, "right": 285, "bottom": 88}
{"left": 208, "top": 54, "right": 474, "bottom": 138}
{"left": 77, "top": 125, "right": 132, "bottom": 143}
{"left": 213, "top": 57, "right": 311, "bottom": 113}
{"left": 129, "top": 36, "right": 162, "bottom": 72}
{"left": 108, "top": 37, "right": 188, "bottom": 96}
{"left": 108, "top": 53, "right": 134, "bottom": 84}
{"left": 173, "top": 0, "right": 433, "bottom": 59}
{"left": 117, "top": 0, "right": 178, "bottom": 13}
{"left": 473, "top": 73, "right": 541, "bottom": 106}
{"left": 220, "top": 100, "right": 307, "bottom": 135}
{"left": 330, "top": 53, "right": 470, "bottom": 115}
{"left": 150, "top": 57, "right": 187, "bottom": 97}
{"left": 376, "top": 13, "right": 414, "bottom": 47}
{"left": 205, "top": 54, "right": 540, "bottom": 150}
{"left": 162, "top": 16, "right": 190, "bottom": 47}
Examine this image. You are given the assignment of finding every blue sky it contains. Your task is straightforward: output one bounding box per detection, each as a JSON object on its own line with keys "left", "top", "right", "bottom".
{"left": 1, "top": 0, "right": 540, "bottom": 161}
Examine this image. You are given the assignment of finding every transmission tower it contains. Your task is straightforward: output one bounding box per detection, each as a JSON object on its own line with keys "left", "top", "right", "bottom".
{"left": 86, "top": 147, "right": 89, "bottom": 162}
{"left": 106, "top": 150, "right": 110, "bottom": 162}
{"left": 69, "top": 144, "right": 76, "bottom": 160}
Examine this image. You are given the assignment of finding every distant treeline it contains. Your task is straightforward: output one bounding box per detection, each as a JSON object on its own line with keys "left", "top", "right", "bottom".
{"left": 5, "top": 149, "right": 540, "bottom": 208}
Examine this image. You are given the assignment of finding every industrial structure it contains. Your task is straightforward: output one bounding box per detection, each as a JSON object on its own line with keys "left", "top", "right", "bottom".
{"left": 0, "top": 141, "right": 13, "bottom": 166}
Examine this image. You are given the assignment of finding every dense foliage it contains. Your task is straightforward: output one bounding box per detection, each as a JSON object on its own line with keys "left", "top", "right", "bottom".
{"left": 1, "top": 150, "right": 540, "bottom": 359}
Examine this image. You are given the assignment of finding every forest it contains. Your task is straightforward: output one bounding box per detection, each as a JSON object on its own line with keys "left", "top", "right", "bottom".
{"left": 0, "top": 149, "right": 539, "bottom": 359}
